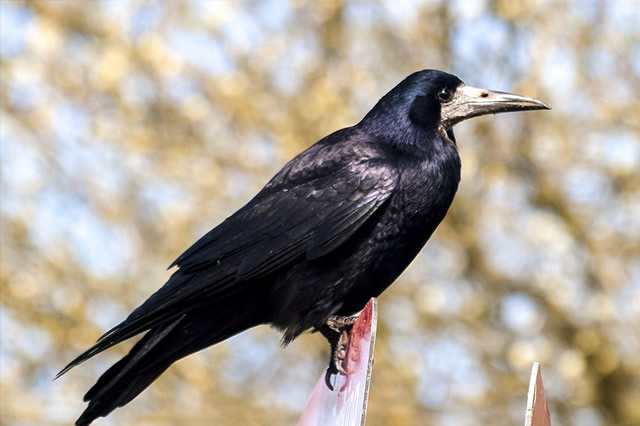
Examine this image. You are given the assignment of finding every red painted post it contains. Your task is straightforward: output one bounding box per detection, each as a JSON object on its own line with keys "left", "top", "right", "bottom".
{"left": 525, "top": 362, "right": 551, "bottom": 426}
{"left": 297, "top": 298, "right": 378, "bottom": 426}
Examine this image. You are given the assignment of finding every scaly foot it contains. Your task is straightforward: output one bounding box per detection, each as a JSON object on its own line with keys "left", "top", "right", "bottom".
{"left": 317, "top": 313, "right": 360, "bottom": 390}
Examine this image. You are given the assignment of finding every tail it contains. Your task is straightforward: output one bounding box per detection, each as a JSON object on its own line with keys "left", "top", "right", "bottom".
{"left": 75, "top": 316, "right": 184, "bottom": 426}
{"left": 74, "top": 304, "right": 265, "bottom": 425}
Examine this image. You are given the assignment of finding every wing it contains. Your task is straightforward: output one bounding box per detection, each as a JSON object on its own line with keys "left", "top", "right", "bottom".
{"left": 57, "top": 133, "right": 398, "bottom": 376}
{"left": 170, "top": 134, "right": 398, "bottom": 281}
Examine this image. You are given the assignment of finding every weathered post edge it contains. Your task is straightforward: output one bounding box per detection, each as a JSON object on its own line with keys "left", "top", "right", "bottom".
{"left": 525, "top": 362, "right": 551, "bottom": 426}
{"left": 297, "top": 298, "right": 378, "bottom": 426}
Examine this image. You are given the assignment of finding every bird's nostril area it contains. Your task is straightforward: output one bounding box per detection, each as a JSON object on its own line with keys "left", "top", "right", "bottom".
{"left": 480, "top": 92, "right": 489, "bottom": 98}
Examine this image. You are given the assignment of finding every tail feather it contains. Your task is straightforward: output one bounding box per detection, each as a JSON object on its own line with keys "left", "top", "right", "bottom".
{"left": 83, "top": 315, "right": 184, "bottom": 403}
{"left": 75, "top": 316, "right": 185, "bottom": 426}
{"left": 73, "top": 301, "right": 267, "bottom": 425}
{"left": 57, "top": 270, "right": 238, "bottom": 380}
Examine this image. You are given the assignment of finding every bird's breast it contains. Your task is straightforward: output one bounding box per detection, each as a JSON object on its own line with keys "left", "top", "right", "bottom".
{"left": 396, "top": 152, "right": 460, "bottom": 228}
{"left": 339, "top": 152, "right": 461, "bottom": 304}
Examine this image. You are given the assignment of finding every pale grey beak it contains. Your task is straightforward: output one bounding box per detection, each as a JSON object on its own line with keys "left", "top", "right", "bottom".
{"left": 441, "top": 85, "right": 551, "bottom": 128}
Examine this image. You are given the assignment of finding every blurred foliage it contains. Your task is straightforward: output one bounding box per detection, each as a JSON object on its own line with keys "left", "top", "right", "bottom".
{"left": 1, "top": 0, "right": 639, "bottom": 425}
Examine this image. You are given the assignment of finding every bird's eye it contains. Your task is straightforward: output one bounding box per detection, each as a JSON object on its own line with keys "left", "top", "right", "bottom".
{"left": 437, "top": 87, "right": 454, "bottom": 102}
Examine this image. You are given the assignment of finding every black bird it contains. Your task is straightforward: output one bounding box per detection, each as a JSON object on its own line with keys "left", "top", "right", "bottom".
{"left": 58, "top": 70, "right": 549, "bottom": 425}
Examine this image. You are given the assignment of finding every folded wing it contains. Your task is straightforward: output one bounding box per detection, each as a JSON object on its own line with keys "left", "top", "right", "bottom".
{"left": 57, "top": 138, "right": 398, "bottom": 377}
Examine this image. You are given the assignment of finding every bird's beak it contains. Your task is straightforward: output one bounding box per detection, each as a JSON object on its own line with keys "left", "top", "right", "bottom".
{"left": 441, "top": 85, "right": 550, "bottom": 128}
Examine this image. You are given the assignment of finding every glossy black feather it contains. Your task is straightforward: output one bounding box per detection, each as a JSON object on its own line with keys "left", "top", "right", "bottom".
{"left": 61, "top": 69, "right": 466, "bottom": 425}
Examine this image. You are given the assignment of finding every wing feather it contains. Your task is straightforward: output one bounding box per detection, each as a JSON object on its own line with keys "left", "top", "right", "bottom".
{"left": 57, "top": 138, "right": 398, "bottom": 377}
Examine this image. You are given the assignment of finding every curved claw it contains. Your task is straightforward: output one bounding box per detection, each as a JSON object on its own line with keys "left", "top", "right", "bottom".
{"left": 324, "top": 328, "right": 350, "bottom": 390}
{"left": 318, "top": 313, "right": 360, "bottom": 391}
{"left": 325, "top": 368, "right": 335, "bottom": 391}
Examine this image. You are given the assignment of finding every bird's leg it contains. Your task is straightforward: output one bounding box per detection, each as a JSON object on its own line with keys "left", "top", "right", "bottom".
{"left": 316, "top": 313, "right": 360, "bottom": 390}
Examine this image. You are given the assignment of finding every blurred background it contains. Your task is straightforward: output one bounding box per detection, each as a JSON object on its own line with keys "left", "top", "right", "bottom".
{"left": 1, "top": 0, "right": 639, "bottom": 425}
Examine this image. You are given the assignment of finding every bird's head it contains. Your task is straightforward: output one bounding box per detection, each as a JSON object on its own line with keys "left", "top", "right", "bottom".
{"left": 362, "top": 69, "right": 550, "bottom": 142}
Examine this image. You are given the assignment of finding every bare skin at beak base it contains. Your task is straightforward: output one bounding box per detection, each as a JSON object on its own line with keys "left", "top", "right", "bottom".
{"left": 441, "top": 85, "right": 551, "bottom": 128}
